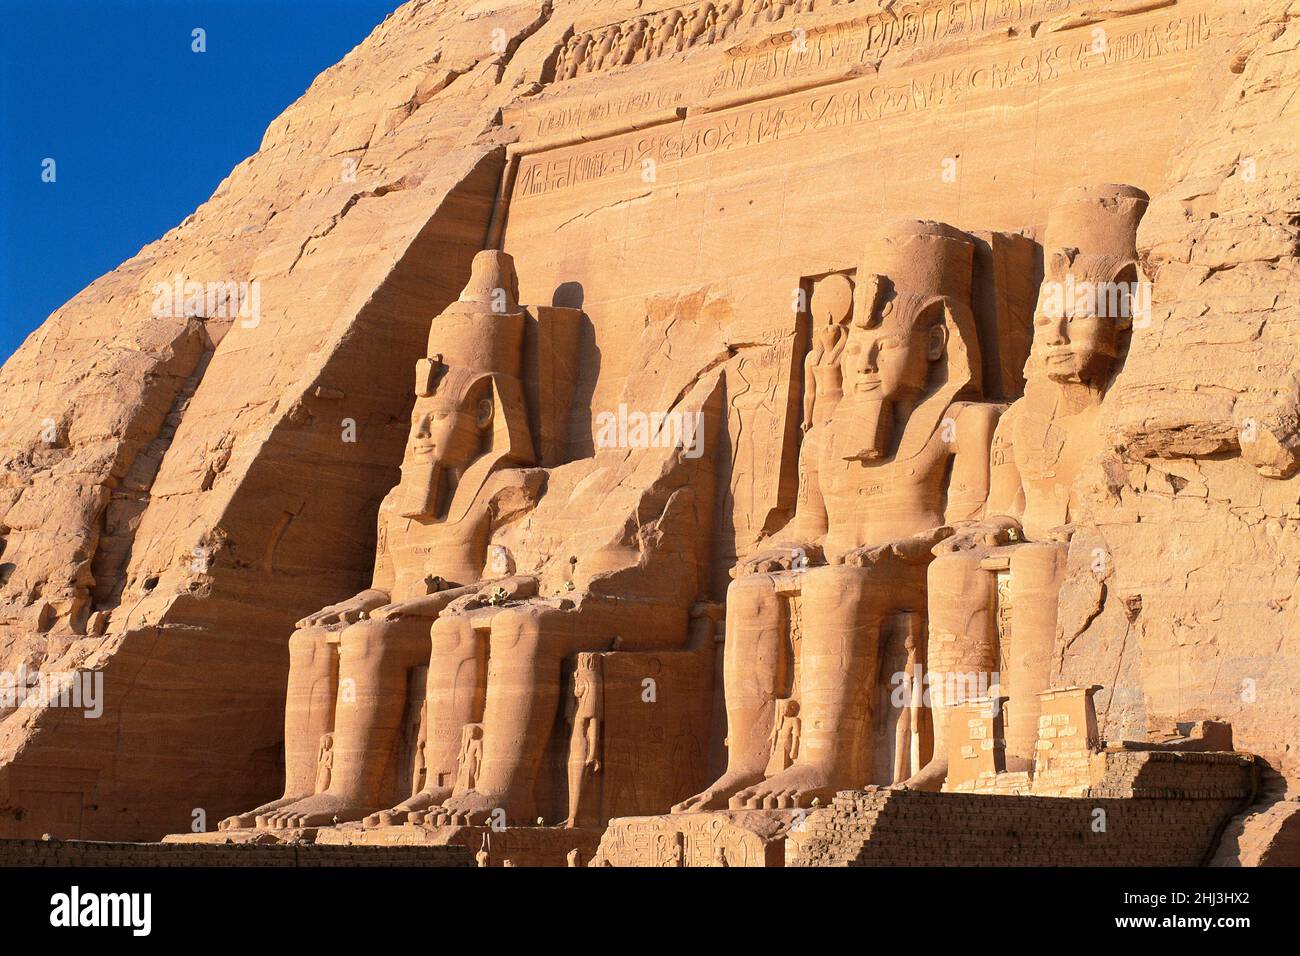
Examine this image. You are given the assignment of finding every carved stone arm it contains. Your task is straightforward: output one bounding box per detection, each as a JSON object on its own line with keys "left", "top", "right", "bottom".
{"left": 931, "top": 516, "right": 1023, "bottom": 556}
{"left": 841, "top": 526, "right": 955, "bottom": 568}
{"left": 367, "top": 587, "right": 477, "bottom": 622}
{"left": 731, "top": 540, "right": 825, "bottom": 577}
{"left": 295, "top": 588, "right": 391, "bottom": 629}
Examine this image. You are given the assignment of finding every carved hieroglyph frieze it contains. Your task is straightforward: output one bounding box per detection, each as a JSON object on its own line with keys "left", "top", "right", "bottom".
{"left": 515, "top": 7, "right": 1210, "bottom": 196}
{"left": 553, "top": 0, "right": 1085, "bottom": 85}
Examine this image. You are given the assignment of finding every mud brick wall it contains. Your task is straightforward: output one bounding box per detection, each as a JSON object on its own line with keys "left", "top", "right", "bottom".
{"left": 793, "top": 752, "right": 1257, "bottom": 867}
{"left": 0, "top": 839, "right": 472, "bottom": 867}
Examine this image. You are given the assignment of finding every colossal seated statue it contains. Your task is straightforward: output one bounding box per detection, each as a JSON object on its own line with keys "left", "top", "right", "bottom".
{"left": 674, "top": 220, "right": 1001, "bottom": 813}
{"left": 359, "top": 361, "right": 726, "bottom": 829}
{"left": 219, "top": 251, "right": 541, "bottom": 830}
{"left": 903, "top": 184, "right": 1150, "bottom": 791}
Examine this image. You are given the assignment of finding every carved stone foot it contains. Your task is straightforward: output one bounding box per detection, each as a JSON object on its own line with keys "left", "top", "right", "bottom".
{"left": 896, "top": 758, "right": 948, "bottom": 793}
{"left": 219, "top": 794, "right": 305, "bottom": 830}
{"left": 362, "top": 787, "right": 452, "bottom": 827}
{"left": 728, "top": 764, "right": 843, "bottom": 810}
{"left": 258, "top": 792, "right": 380, "bottom": 829}
{"left": 671, "top": 769, "right": 765, "bottom": 813}
{"left": 431, "top": 788, "right": 535, "bottom": 827}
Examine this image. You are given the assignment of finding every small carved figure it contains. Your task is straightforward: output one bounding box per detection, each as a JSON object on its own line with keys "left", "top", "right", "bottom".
{"left": 564, "top": 654, "right": 604, "bottom": 828}
{"left": 314, "top": 733, "right": 334, "bottom": 794}
{"left": 455, "top": 724, "right": 485, "bottom": 793}
{"left": 763, "top": 699, "right": 801, "bottom": 776}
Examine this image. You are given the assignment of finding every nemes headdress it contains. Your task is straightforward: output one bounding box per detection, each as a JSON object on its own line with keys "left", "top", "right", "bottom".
{"left": 399, "top": 250, "right": 535, "bottom": 520}
{"left": 856, "top": 220, "right": 983, "bottom": 404}
{"left": 417, "top": 250, "right": 526, "bottom": 395}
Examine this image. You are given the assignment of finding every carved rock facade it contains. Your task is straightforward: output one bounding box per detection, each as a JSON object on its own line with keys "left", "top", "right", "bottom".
{"left": 0, "top": 0, "right": 1297, "bottom": 866}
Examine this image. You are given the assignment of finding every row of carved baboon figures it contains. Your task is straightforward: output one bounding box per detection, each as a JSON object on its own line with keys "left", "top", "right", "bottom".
{"left": 554, "top": 0, "right": 857, "bottom": 80}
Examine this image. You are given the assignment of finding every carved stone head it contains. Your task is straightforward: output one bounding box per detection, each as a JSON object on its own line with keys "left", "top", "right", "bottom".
{"left": 842, "top": 291, "right": 950, "bottom": 405}
{"left": 850, "top": 220, "right": 979, "bottom": 398}
{"left": 1033, "top": 252, "right": 1141, "bottom": 386}
{"left": 398, "top": 367, "right": 498, "bottom": 518}
{"left": 397, "top": 250, "right": 533, "bottom": 518}
{"left": 1027, "top": 184, "right": 1150, "bottom": 388}
{"left": 832, "top": 221, "right": 981, "bottom": 460}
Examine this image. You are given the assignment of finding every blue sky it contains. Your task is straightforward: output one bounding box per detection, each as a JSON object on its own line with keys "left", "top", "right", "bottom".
{"left": 0, "top": 0, "right": 403, "bottom": 364}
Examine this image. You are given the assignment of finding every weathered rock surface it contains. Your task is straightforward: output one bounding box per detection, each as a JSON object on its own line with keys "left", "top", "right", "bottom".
{"left": 1056, "top": 0, "right": 1300, "bottom": 799}
{"left": 0, "top": 0, "right": 1297, "bottom": 851}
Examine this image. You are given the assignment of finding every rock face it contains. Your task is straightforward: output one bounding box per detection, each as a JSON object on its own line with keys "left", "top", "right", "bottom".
{"left": 0, "top": 0, "right": 1297, "bottom": 861}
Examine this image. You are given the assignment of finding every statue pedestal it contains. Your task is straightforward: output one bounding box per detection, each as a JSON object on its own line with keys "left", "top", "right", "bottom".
{"left": 162, "top": 827, "right": 317, "bottom": 845}
{"left": 166, "top": 823, "right": 603, "bottom": 866}
{"left": 312, "top": 822, "right": 604, "bottom": 867}
{"left": 594, "top": 810, "right": 807, "bottom": 867}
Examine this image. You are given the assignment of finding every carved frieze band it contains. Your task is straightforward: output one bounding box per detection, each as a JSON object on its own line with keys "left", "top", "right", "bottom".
{"left": 554, "top": 0, "right": 1088, "bottom": 84}
{"left": 516, "top": 7, "right": 1208, "bottom": 202}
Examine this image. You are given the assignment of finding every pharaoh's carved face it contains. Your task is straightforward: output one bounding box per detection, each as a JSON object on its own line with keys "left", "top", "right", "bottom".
{"left": 1034, "top": 279, "right": 1120, "bottom": 386}
{"left": 398, "top": 370, "right": 494, "bottom": 518}
{"left": 841, "top": 303, "right": 944, "bottom": 404}
{"left": 406, "top": 394, "right": 486, "bottom": 470}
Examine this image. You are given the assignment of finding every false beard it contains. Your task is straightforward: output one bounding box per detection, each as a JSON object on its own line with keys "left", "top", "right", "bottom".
{"left": 398, "top": 462, "right": 446, "bottom": 518}
{"left": 832, "top": 395, "right": 894, "bottom": 462}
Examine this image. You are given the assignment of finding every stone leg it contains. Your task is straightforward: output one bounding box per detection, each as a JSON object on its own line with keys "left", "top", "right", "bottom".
{"left": 1004, "top": 541, "right": 1067, "bottom": 762}
{"left": 221, "top": 625, "right": 337, "bottom": 829}
{"left": 371, "top": 614, "right": 486, "bottom": 825}
{"left": 902, "top": 550, "right": 998, "bottom": 791}
{"left": 731, "top": 563, "right": 923, "bottom": 809}
{"left": 435, "top": 600, "right": 684, "bottom": 826}
{"left": 673, "top": 573, "right": 788, "bottom": 812}
{"left": 262, "top": 615, "right": 431, "bottom": 828}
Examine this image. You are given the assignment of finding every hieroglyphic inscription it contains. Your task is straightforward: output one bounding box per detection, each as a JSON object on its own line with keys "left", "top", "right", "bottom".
{"left": 515, "top": 10, "right": 1209, "bottom": 202}
{"left": 526, "top": 0, "right": 1114, "bottom": 138}
{"left": 552, "top": 0, "right": 1084, "bottom": 86}
{"left": 726, "top": 334, "right": 799, "bottom": 545}
{"left": 709, "top": 0, "right": 1083, "bottom": 96}
{"left": 597, "top": 814, "right": 782, "bottom": 867}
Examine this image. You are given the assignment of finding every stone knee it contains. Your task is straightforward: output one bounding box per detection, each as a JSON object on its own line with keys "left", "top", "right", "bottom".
{"left": 339, "top": 618, "right": 428, "bottom": 675}
{"left": 430, "top": 614, "right": 475, "bottom": 660}
{"left": 288, "top": 625, "right": 332, "bottom": 668}
{"left": 726, "top": 573, "right": 781, "bottom": 624}
{"left": 488, "top": 605, "right": 555, "bottom": 659}
{"left": 801, "top": 564, "right": 874, "bottom": 614}
{"left": 1008, "top": 541, "right": 1067, "bottom": 589}
{"left": 723, "top": 574, "right": 788, "bottom": 691}
{"left": 427, "top": 614, "right": 485, "bottom": 719}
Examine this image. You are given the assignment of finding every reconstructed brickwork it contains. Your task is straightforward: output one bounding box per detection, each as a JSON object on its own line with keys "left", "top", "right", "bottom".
{"left": 0, "top": 839, "right": 472, "bottom": 867}
{"left": 792, "top": 751, "right": 1257, "bottom": 866}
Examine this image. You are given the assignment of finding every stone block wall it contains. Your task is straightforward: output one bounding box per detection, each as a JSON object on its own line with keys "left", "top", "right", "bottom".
{"left": 0, "top": 838, "right": 471, "bottom": 867}
{"left": 793, "top": 751, "right": 1257, "bottom": 866}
